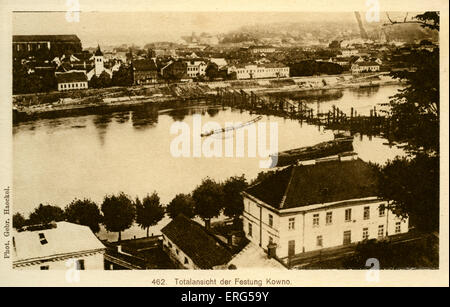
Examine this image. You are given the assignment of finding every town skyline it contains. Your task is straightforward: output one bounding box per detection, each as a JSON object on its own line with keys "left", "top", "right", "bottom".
{"left": 12, "top": 11, "right": 420, "bottom": 48}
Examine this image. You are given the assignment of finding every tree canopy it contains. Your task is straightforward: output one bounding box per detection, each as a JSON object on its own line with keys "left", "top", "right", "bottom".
{"left": 192, "top": 178, "right": 224, "bottom": 228}
{"left": 64, "top": 198, "right": 102, "bottom": 233}
{"left": 101, "top": 192, "right": 135, "bottom": 241}
{"left": 28, "top": 204, "right": 64, "bottom": 225}
{"left": 166, "top": 193, "right": 196, "bottom": 220}
{"left": 222, "top": 175, "right": 248, "bottom": 221}
{"left": 135, "top": 192, "right": 165, "bottom": 237}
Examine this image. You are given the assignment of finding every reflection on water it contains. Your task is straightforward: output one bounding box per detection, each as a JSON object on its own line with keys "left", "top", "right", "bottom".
{"left": 13, "top": 85, "right": 405, "bottom": 241}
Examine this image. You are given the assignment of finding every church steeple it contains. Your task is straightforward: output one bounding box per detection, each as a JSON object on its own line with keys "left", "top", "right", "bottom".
{"left": 95, "top": 44, "right": 103, "bottom": 56}
{"left": 94, "top": 44, "right": 104, "bottom": 76}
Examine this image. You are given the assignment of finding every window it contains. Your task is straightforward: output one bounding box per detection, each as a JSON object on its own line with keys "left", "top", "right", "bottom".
{"left": 168, "top": 242, "right": 172, "bottom": 248}
{"left": 313, "top": 214, "right": 319, "bottom": 227}
{"left": 176, "top": 249, "right": 179, "bottom": 255}
{"left": 268, "top": 214, "right": 273, "bottom": 227}
{"left": 364, "top": 206, "right": 370, "bottom": 220}
{"left": 395, "top": 222, "right": 401, "bottom": 234}
{"left": 362, "top": 227, "right": 369, "bottom": 240}
{"left": 288, "top": 218, "right": 295, "bottom": 230}
{"left": 40, "top": 265, "right": 49, "bottom": 270}
{"left": 379, "top": 206, "right": 385, "bottom": 217}
{"left": 343, "top": 231, "right": 351, "bottom": 245}
{"left": 248, "top": 223, "right": 253, "bottom": 237}
{"left": 326, "top": 212, "right": 333, "bottom": 225}
{"left": 345, "top": 209, "right": 352, "bottom": 222}
{"left": 316, "top": 235, "right": 323, "bottom": 247}
{"left": 378, "top": 225, "right": 384, "bottom": 238}
{"left": 184, "top": 257, "right": 189, "bottom": 264}
{"left": 38, "top": 233, "right": 48, "bottom": 245}
{"left": 76, "top": 259, "right": 85, "bottom": 270}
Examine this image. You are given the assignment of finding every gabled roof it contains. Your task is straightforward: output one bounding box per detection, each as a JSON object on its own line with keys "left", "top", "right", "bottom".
{"left": 245, "top": 158, "right": 379, "bottom": 210}
{"left": 161, "top": 215, "right": 233, "bottom": 269}
{"left": 13, "top": 35, "right": 81, "bottom": 43}
{"left": 55, "top": 71, "right": 88, "bottom": 83}
{"left": 133, "top": 59, "right": 157, "bottom": 71}
{"left": 13, "top": 222, "right": 105, "bottom": 262}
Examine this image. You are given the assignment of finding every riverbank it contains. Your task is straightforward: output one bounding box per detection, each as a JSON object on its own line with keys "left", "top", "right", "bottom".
{"left": 13, "top": 72, "right": 401, "bottom": 123}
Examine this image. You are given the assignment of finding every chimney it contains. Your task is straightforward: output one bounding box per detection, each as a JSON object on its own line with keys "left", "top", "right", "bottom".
{"left": 267, "top": 242, "right": 277, "bottom": 259}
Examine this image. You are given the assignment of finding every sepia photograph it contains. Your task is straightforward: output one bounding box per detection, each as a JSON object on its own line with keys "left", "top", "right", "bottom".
{"left": 0, "top": 0, "right": 448, "bottom": 288}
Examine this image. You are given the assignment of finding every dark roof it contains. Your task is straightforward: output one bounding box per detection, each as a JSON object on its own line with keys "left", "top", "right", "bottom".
{"left": 245, "top": 158, "right": 379, "bottom": 210}
{"left": 13, "top": 35, "right": 81, "bottom": 43}
{"left": 357, "top": 61, "right": 380, "bottom": 67}
{"left": 133, "top": 59, "right": 157, "bottom": 71}
{"left": 94, "top": 45, "right": 103, "bottom": 56}
{"left": 161, "top": 215, "right": 232, "bottom": 269}
{"left": 55, "top": 71, "right": 87, "bottom": 83}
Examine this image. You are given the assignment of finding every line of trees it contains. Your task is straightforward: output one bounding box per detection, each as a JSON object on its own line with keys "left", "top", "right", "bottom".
{"left": 13, "top": 174, "right": 249, "bottom": 241}
{"left": 288, "top": 60, "right": 344, "bottom": 77}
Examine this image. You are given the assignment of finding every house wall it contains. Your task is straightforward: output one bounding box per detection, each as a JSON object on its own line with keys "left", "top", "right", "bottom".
{"left": 14, "top": 251, "right": 104, "bottom": 270}
{"left": 58, "top": 81, "right": 88, "bottom": 91}
{"left": 230, "top": 66, "right": 290, "bottom": 80}
{"left": 243, "top": 196, "right": 409, "bottom": 259}
{"left": 161, "top": 234, "right": 199, "bottom": 269}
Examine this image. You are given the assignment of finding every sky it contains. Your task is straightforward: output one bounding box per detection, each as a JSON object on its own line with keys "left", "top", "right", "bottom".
{"left": 12, "top": 11, "right": 413, "bottom": 48}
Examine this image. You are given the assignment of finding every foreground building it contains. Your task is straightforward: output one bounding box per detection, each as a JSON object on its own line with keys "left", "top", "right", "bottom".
{"left": 161, "top": 215, "right": 233, "bottom": 269}
{"left": 13, "top": 222, "right": 106, "bottom": 270}
{"left": 241, "top": 155, "right": 408, "bottom": 259}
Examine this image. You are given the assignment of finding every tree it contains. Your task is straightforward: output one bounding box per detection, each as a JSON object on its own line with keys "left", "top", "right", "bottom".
{"left": 205, "top": 62, "right": 219, "bottom": 80}
{"left": 64, "top": 198, "right": 102, "bottom": 233}
{"left": 28, "top": 204, "right": 64, "bottom": 225}
{"left": 112, "top": 66, "right": 133, "bottom": 86}
{"left": 101, "top": 192, "right": 135, "bottom": 242}
{"left": 377, "top": 154, "right": 439, "bottom": 232}
{"left": 166, "top": 193, "right": 195, "bottom": 220}
{"left": 12, "top": 213, "right": 27, "bottom": 230}
{"left": 192, "top": 178, "right": 224, "bottom": 229}
{"left": 222, "top": 175, "right": 248, "bottom": 222}
{"left": 135, "top": 192, "right": 165, "bottom": 237}
{"left": 377, "top": 12, "right": 440, "bottom": 233}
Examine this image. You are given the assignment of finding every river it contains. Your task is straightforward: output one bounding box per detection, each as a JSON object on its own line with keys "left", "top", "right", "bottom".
{"left": 13, "top": 85, "right": 405, "bottom": 241}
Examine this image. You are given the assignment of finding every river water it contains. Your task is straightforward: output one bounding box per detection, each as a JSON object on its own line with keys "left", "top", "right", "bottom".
{"left": 13, "top": 85, "right": 405, "bottom": 241}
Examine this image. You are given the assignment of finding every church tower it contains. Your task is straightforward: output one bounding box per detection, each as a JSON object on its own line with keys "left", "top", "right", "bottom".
{"left": 94, "top": 45, "right": 104, "bottom": 77}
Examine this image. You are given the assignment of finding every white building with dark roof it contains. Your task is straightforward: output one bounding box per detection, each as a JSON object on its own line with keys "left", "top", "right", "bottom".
{"left": 241, "top": 155, "right": 408, "bottom": 260}
{"left": 13, "top": 222, "right": 106, "bottom": 270}
{"left": 55, "top": 71, "right": 88, "bottom": 91}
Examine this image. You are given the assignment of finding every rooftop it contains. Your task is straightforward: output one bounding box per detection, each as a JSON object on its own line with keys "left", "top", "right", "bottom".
{"left": 13, "top": 34, "right": 81, "bottom": 43}
{"left": 245, "top": 158, "right": 379, "bottom": 210}
{"left": 13, "top": 221, "right": 105, "bottom": 262}
{"left": 161, "top": 215, "right": 233, "bottom": 269}
{"left": 133, "top": 59, "right": 158, "bottom": 71}
{"left": 55, "top": 71, "right": 88, "bottom": 83}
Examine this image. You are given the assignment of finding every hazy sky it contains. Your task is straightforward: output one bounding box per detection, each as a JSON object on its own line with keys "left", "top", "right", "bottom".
{"left": 12, "top": 11, "right": 410, "bottom": 48}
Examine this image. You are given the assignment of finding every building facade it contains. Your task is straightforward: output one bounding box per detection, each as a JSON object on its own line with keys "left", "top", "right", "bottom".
{"left": 185, "top": 60, "right": 207, "bottom": 78}
{"left": 351, "top": 62, "right": 381, "bottom": 74}
{"left": 132, "top": 59, "right": 158, "bottom": 84}
{"left": 55, "top": 71, "right": 88, "bottom": 91}
{"left": 13, "top": 222, "right": 105, "bottom": 270}
{"left": 241, "top": 156, "right": 409, "bottom": 259}
{"left": 13, "top": 35, "right": 82, "bottom": 59}
{"left": 228, "top": 64, "right": 290, "bottom": 80}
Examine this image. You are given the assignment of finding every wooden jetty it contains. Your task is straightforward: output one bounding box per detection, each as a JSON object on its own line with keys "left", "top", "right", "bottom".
{"left": 214, "top": 88, "right": 392, "bottom": 138}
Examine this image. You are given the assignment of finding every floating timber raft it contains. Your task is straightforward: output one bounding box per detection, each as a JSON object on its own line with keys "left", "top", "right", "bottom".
{"left": 272, "top": 136, "right": 354, "bottom": 167}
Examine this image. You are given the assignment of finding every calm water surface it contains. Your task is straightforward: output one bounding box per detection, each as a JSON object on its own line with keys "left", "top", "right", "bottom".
{"left": 13, "top": 85, "right": 405, "bottom": 241}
